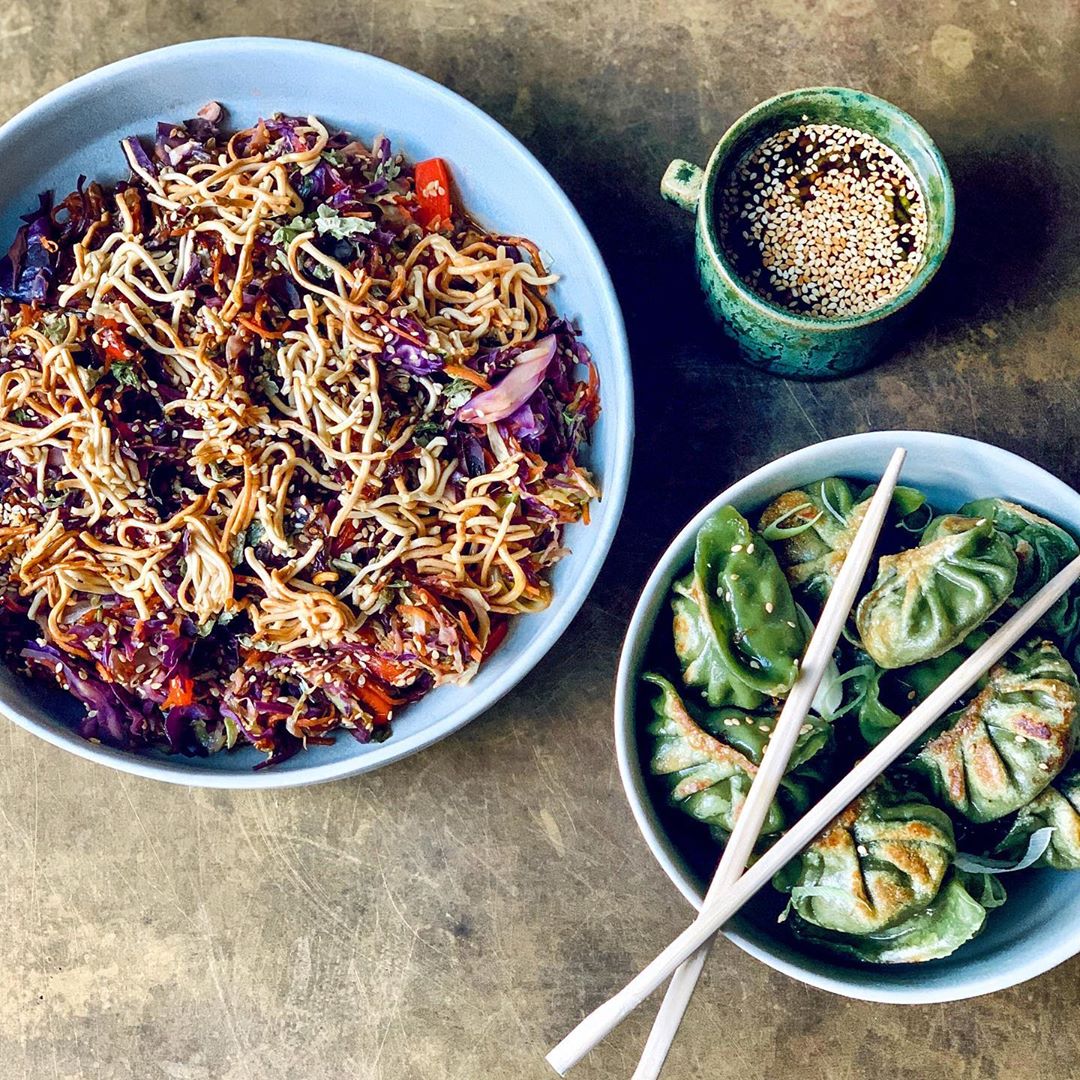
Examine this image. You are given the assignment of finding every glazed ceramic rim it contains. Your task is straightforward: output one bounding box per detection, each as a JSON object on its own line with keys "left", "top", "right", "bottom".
{"left": 696, "top": 87, "right": 956, "bottom": 333}
{"left": 614, "top": 431, "right": 1080, "bottom": 1003}
{"left": 0, "top": 37, "right": 634, "bottom": 788}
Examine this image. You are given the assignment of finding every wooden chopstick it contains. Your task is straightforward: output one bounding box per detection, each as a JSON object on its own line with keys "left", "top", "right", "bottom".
{"left": 547, "top": 550, "right": 1080, "bottom": 1076}
{"left": 629, "top": 447, "right": 907, "bottom": 1080}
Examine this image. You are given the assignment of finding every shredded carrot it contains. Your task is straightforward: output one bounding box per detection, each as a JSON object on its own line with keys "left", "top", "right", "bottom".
{"left": 443, "top": 364, "right": 491, "bottom": 389}
{"left": 398, "top": 603, "right": 439, "bottom": 626}
{"left": 237, "top": 316, "right": 286, "bottom": 339}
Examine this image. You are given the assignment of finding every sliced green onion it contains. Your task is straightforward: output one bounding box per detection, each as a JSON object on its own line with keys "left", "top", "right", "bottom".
{"left": 761, "top": 502, "right": 823, "bottom": 541}
{"left": 819, "top": 482, "right": 846, "bottom": 525}
{"left": 955, "top": 827, "right": 1054, "bottom": 874}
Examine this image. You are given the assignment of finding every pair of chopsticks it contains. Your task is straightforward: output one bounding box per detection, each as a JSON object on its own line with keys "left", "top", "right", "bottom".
{"left": 548, "top": 447, "right": 1080, "bottom": 1077}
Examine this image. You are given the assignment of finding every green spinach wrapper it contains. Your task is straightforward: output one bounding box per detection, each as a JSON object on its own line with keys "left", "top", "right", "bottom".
{"left": 910, "top": 639, "right": 1080, "bottom": 823}
{"left": 773, "top": 775, "right": 957, "bottom": 936}
{"left": 757, "top": 478, "right": 927, "bottom": 610}
{"left": 672, "top": 505, "right": 807, "bottom": 707}
{"left": 959, "top": 498, "right": 1079, "bottom": 604}
{"left": 850, "top": 628, "right": 992, "bottom": 746}
{"left": 643, "top": 673, "right": 832, "bottom": 842}
{"left": 960, "top": 497, "right": 1080, "bottom": 656}
{"left": 856, "top": 515, "right": 1018, "bottom": 669}
{"left": 787, "top": 876, "right": 988, "bottom": 964}
{"left": 997, "top": 762, "right": 1080, "bottom": 869}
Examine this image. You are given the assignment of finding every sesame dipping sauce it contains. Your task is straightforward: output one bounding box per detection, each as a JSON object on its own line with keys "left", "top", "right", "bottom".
{"left": 717, "top": 123, "right": 928, "bottom": 319}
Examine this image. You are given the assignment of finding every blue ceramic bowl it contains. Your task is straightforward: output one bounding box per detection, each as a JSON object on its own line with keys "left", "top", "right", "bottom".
{"left": 615, "top": 432, "right": 1080, "bottom": 1002}
{"left": 0, "top": 38, "right": 633, "bottom": 788}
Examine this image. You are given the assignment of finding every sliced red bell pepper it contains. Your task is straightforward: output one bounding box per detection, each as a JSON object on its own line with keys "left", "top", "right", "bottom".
{"left": 162, "top": 673, "right": 195, "bottom": 709}
{"left": 413, "top": 158, "right": 453, "bottom": 230}
{"left": 93, "top": 319, "right": 134, "bottom": 363}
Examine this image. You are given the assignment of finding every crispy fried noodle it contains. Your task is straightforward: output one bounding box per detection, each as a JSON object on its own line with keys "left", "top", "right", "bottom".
{"left": 0, "top": 105, "right": 600, "bottom": 765}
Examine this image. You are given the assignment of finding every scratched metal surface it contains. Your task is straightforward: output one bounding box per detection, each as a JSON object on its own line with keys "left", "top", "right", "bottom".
{"left": 1, "top": 3, "right": 1079, "bottom": 1078}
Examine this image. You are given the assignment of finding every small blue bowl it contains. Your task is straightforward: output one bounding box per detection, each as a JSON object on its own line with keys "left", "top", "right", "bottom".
{"left": 615, "top": 432, "right": 1080, "bottom": 1003}
{"left": 0, "top": 38, "right": 633, "bottom": 788}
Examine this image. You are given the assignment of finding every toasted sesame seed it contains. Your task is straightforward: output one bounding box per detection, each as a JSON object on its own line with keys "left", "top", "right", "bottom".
{"left": 717, "top": 123, "right": 927, "bottom": 319}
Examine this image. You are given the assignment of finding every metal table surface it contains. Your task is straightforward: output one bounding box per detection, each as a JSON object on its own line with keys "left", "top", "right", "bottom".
{"left": 1, "top": 3, "right": 1078, "bottom": 1077}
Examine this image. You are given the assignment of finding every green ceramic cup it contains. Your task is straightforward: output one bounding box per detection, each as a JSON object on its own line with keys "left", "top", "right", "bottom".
{"left": 661, "top": 87, "right": 955, "bottom": 379}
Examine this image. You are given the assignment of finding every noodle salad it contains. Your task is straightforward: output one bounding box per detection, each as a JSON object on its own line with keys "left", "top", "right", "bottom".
{"left": 0, "top": 104, "right": 600, "bottom": 766}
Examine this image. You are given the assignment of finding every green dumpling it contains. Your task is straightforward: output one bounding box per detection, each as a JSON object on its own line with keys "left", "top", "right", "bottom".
{"left": 643, "top": 673, "right": 832, "bottom": 841}
{"left": 959, "top": 498, "right": 1080, "bottom": 655}
{"left": 855, "top": 515, "right": 1018, "bottom": 669}
{"left": 672, "top": 589, "right": 767, "bottom": 711}
{"left": 958, "top": 498, "right": 1079, "bottom": 604}
{"left": 910, "top": 639, "right": 1080, "bottom": 823}
{"left": 851, "top": 628, "right": 992, "bottom": 746}
{"left": 672, "top": 505, "right": 807, "bottom": 707}
{"left": 997, "top": 761, "right": 1080, "bottom": 869}
{"left": 788, "top": 876, "right": 987, "bottom": 964}
{"left": 757, "top": 478, "right": 927, "bottom": 610}
{"left": 773, "top": 775, "right": 956, "bottom": 936}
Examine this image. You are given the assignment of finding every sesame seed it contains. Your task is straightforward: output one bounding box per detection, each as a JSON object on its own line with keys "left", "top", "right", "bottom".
{"left": 717, "top": 123, "right": 928, "bottom": 319}
{"left": 765, "top": 601, "right": 774, "bottom": 613}
{"left": 857, "top": 844, "right": 869, "bottom": 856}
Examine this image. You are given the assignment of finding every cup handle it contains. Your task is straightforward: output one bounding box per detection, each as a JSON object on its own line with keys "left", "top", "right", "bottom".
{"left": 661, "top": 159, "right": 705, "bottom": 212}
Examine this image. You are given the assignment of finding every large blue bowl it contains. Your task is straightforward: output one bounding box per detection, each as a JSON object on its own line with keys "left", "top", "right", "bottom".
{"left": 0, "top": 38, "right": 633, "bottom": 787}
{"left": 616, "top": 432, "right": 1080, "bottom": 1003}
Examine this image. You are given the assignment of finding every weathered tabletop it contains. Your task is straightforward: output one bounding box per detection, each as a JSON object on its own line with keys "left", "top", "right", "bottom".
{"left": 2, "top": 3, "right": 1078, "bottom": 1078}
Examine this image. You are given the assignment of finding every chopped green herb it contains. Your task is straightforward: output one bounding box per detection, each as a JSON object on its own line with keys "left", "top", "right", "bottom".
{"left": 412, "top": 420, "right": 444, "bottom": 446}
{"left": 442, "top": 377, "right": 477, "bottom": 410}
{"left": 321, "top": 149, "right": 346, "bottom": 166}
{"left": 111, "top": 361, "right": 140, "bottom": 388}
{"left": 271, "top": 215, "right": 315, "bottom": 247}
{"left": 9, "top": 408, "right": 34, "bottom": 423}
{"left": 230, "top": 520, "right": 266, "bottom": 567}
{"left": 375, "top": 155, "right": 401, "bottom": 182}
